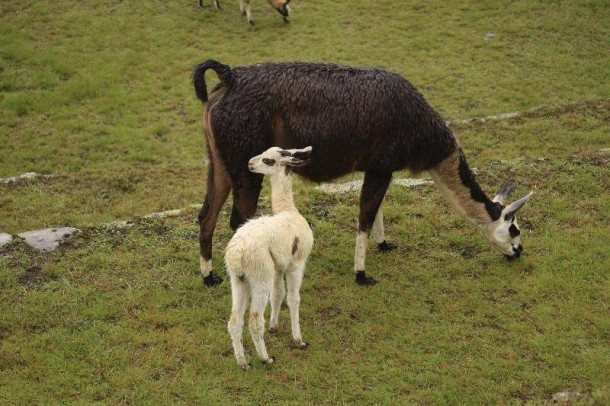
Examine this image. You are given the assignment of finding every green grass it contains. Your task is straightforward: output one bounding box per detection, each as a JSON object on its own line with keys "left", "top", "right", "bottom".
{"left": 1, "top": 0, "right": 609, "bottom": 404}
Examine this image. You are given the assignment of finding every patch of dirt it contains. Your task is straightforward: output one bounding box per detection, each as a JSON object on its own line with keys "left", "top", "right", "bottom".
{"left": 137, "top": 219, "right": 172, "bottom": 236}
{"left": 19, "top": 265, "right": 42, "bottom": 287}
{"left": 570, "top": 148, "right": 610, "bottom": 166}
{"left": 424, "top": 300, "right": 438, "bottom": 314}
{"left": 450, "top": 99, "right": 610, "bottom": 132}
{"left": 310, "top": 198, "right": 337, "bottom": 220}
{"left": 460, "top": 245, "right": 478, "bottom": 259}
{"left": 311, "top": 305, "right": 343, "bottom": 326}
{"left": 0, "top": 174, "right": 62, "bottom": 190}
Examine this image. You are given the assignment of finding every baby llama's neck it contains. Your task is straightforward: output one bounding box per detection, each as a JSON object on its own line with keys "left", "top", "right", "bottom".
{"left": 269, "top": 169, "right": 297, "bottom": 214}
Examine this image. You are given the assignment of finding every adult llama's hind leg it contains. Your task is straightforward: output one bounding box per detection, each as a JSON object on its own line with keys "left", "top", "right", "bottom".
{"left": 198, "top": 157, "right": 232, "bottom": 286}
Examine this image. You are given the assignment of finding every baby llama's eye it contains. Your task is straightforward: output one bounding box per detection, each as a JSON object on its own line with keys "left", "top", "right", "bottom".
{"left": 262, "top": 158, "right": 276, "bottom": 166}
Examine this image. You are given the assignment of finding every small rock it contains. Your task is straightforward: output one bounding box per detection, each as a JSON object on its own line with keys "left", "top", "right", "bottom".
{"left": 497, "top": 112, "right": 520, "bottom": 120}
{"left": 144, "top": 209, "right": 183, "bottom": 219}
{"left": 18, "top": 227, "right": 80, "bottom": 252}
{"left": 316, "top": 178, "right": 433, "bottom": 195}
{"left": 0, "top": 233, "right": 13, "bottom": 247}
{"left": 102, "top": 220, "right": 134, "bottom": 230}
{"left": 552, "top": 391, "right": 583, "bottom": 402}
{"left": 316, "top": 180, "right": 364, "bottom": 194}
{"left": 484, "top": 33, "right": 497, "bottom": 40}
{"left": 1, "top": 172, "right": 52, "bottom": 184}
{"left": 392, "top": 178, "right": 434, "bottom": 187}
{"left": 2, "top": 172, "right": 38, "bottom": 184}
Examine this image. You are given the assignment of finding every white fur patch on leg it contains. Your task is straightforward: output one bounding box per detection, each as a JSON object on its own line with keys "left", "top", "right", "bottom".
{"left": 373, "top": 205, "right": 386, "bottom": 244}
{"left": 354, "top": 230, "right": 368, "bottom": 271}
{"left": 200, "top": 256, "right": 212, "bottom": 277}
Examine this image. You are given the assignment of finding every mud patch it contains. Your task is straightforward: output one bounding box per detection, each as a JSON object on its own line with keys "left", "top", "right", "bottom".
{"left": 460, "top": 246, "right": 478, "bottom": 259}
{"left": 570, "top": 148, "right": 610, "bottom": 166}
{"left": 310, "top": 197, "right": 337, "bottom": 220}
{"left": 19, "top": 265, "right": 42, "bottom": 287}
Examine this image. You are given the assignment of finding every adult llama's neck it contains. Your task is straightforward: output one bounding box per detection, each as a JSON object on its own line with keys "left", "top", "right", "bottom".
{"left": 428, "top": 149, "right": 501, "bottom": 226}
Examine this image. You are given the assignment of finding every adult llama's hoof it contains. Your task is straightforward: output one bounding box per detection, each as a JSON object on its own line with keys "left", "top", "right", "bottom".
{"left": 378, "top": 240, "right": 397, "bottom": 252}
{"left": 202, "top": 271, "right": 223, "bottom": 287}
{"left": 356, "top": 270, "right": 378, "bottom": 286}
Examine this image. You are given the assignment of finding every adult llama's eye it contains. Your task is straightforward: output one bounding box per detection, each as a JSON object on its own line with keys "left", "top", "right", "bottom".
{"left": 509, "top": 224, "right": 520, "bottom": 238}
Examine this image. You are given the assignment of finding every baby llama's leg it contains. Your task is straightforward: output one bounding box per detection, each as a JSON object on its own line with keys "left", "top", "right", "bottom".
{"left": 248, "top": 279, "right": 274, "bottom": 364}
{"left": 269, "top": 272, "right": 285, "bottom": 333}
{"left": 286, "top": 263, "right": 308, "bottom": 349}
{"left": 228, "top": 274, "right": 250, "bottom": 369}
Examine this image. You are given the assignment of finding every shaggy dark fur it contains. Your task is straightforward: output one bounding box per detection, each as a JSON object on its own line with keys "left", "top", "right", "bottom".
{"left": 194, "top": 61, "right": 457, "bottom": 181}
{"left": 192, "top": 60, "right": 460, "bottom": 285}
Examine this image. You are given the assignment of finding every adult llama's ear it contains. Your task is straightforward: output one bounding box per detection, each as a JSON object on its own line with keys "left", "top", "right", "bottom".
{"left": 493, "top": 183, "right": 517, "bottom": 204}
{"left": 502, "top": 192, "right": 534, "bottom": 221}
{"left": 279, "top": 147, "right": 312, "bottom": 168}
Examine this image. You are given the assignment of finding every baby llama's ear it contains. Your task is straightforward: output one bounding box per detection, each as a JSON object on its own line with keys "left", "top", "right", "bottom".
{"left": 287, "top": 146, "right": 313, "bottom": 161}
{"left": 280, "top": 156, "right": 311, "bottom": 167}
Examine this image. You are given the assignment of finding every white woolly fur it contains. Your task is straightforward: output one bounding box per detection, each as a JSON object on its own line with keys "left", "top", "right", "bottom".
{"left": 225, "top": 146, "right": 313, "bottom": 370}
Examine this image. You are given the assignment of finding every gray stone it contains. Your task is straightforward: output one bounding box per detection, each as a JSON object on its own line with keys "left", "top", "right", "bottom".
{"left": 316, "top": 180, "right": 364, "bottom": 195}
{"left": 18, "top": 227, "right": 80, "bottom": 252}
{"left": 2, "top": 172, "right": 38, "bottom": 184}
{"left": 1, "top": 172, "right": 53, "bottom": 184}
{"left": 497, "top": 112, "right": 520, "bottom": 120}
{"left": 316, "top": 178, "right": 433, "bottom": 195}
{"left": 552, "top": 391, "right": 583, "bottom": 402}
{"left": 144, "top": 209, "right": 184, "bottom": 219}
{"left": 101, "top": 220, "right": 134, "bottom": 230}
{"left": 0, "top": 233, "right": 13, "bottom": 247}
{"left": 392, "top": 178, "right": 434, "bottom": 187}
{"left": 484, "top": 33, "right": 497, "bottom": 40}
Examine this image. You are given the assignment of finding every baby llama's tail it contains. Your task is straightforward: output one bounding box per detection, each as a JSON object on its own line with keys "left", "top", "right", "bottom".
{"left": 225, "top": 238, "right": 246, "bottom": 275}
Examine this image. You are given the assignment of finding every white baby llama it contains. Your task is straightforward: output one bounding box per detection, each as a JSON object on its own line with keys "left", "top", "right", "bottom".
{"left": 225, "top": 146, "right": 314, "bottom": 370}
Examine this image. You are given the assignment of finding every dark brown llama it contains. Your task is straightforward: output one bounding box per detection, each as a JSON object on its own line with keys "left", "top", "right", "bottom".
{"left": 192, "top": 60, "right": 533, "bottom": 287}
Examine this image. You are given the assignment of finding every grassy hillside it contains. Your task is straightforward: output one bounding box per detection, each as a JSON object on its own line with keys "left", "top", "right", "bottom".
{"left": 1, "top": 0, "right": 609, "bottom": 404}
